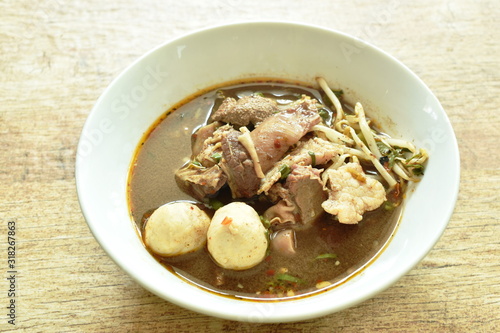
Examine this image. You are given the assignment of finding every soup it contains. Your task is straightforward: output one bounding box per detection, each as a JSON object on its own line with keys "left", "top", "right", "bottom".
{"left": 128, "top": 78, "right": 427, "bottom": 300}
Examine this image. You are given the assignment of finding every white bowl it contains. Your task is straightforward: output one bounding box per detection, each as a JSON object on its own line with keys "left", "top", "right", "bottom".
{"left": 76, "top": 21, "right": 460, "bottom": 323}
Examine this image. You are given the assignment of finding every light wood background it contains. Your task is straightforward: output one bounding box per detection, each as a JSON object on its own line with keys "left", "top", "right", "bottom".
{"left": 1, "top": 0, "right": 499, "bottom": 332}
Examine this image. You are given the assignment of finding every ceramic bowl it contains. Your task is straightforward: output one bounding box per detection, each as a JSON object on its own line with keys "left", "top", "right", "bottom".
{"left": 76, "top": 21, "right": 460, "bottom": 323}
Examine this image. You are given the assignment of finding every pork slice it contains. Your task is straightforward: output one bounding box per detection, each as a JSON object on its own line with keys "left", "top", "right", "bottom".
{"left": 259, "top": 137, "right": 343, "bottom": 194}
{"left": 219, "top": 129, "right": 260, "bottom": 198}
{"left": 250, "top": 96, "right": 322, "bottom": 173}
{"left": 175, "top": 164, "right": 227, "bottom": 202}
{"left": 264, "top": 165, "right": 326, "bottom": 228}
{"left": 210, "top": 95, "right": 279, "bottom": 127}
{"left": 322, "top": 162, "right": 386, "bottom": 224}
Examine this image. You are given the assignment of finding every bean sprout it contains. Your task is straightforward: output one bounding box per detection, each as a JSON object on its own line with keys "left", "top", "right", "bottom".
{"left": 316, "top": 77, "right": 344, "bottom": 126}
{"left": 315, "top": 77, "right": 428, "bottom": 190}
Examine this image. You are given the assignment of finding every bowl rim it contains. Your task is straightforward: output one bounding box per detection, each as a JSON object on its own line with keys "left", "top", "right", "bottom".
{"left": 75, "top": 20, "right": 460, "bottom": 323}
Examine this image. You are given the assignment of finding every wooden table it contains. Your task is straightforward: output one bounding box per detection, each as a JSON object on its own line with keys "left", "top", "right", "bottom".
{"left": 1, "top": 0, "right": 498, "bottom": 331}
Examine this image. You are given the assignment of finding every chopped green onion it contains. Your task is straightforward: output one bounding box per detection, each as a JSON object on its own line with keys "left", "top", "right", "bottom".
{"left": 384, "top": 201, "right": 396, "bottom": 211}
{"left": 308, "top": 151, "right": 316, "bottom": 166}
{"left": 408, "top": 163, "right": 425, "bottom": 176}
{"left": 191, "top": 161, "right": 202, "bottom": 167}
{"left": 259, "top": 216, "right": 271, "bottom": 229}
{"left": 376, "top": 142, "right": 406, "bottom": 168}
{"left": 376, "top": 142, "right": 391, "bottom": 155}
{"left": 211, "top": 152, "right": 222, "bottom": 163}
{"left": 318, "top": 108, "right": 330, "bottom": 123}
{"left": 315, "top": 253, "right": 337, "bottom": 260}
{"left": 333, "top": 89, "right": 344, "bottom": 97}
{"left": 208, "top": 198, "right": 224, "bottom": 210}
{"left": 279, "top": 164, "right": 291, "bottom": 180}
{"left": 406, "top": 152, "right": 423, "bottom": 163}
{"left": 253, "top": 92, "right": 264, "bottom": 97}
{"left": 275, "top": 273, "right": 304, "bottom": 284}
{"left": 389, "top": 149, "right": 405, "bottom": 167}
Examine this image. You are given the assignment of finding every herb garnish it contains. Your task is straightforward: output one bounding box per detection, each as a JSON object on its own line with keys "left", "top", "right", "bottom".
{"left": 279, "top": 164, "right": 291, "bottom": 179}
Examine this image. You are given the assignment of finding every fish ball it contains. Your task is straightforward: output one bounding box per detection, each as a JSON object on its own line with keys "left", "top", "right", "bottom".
{"left": 144, "top": 201, "right": 210, "bottom": 256}
{"left": 207, "top": 202, "right": 268, "bottom": 270}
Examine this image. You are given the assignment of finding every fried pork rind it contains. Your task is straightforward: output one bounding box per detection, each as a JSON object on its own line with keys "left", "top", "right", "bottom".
{"left": 322, "top": 163, "right": 386, "bottom": 224}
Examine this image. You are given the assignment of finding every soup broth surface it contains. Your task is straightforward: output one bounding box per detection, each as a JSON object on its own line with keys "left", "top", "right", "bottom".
{"left": 129, "top": 79, "right": 401, "bottom": 300}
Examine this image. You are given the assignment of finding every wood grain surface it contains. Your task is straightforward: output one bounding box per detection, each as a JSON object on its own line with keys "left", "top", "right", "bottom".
{"left": 1, "top": 0, "right": 499, "bottom": 332}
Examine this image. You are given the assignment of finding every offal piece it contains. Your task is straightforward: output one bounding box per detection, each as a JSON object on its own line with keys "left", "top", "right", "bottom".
{"left": 144, "top": 202, "right": 211, "bottom": 256}
{"left": 271, "top": 229, "right": 296, "bottom": 256}
{"left": 210, "top": 95, "right": 279, "bottom": 127}
{"left": 322, "top": 163, "right": 386, "bottom": 224}
{"left": 262, "top": 199, "right": 296, "bottom": 225}
{"left": 174, "top": 164, "right": 227, "bottom": 202}
{"left": 264, "top": 165, "right": 326, "bottom": 228}
{"left": 278, "top": 165, "right": 326, "bottom": 226}
{"left": 207, "top": 202, "right": 268, "bottom": 270}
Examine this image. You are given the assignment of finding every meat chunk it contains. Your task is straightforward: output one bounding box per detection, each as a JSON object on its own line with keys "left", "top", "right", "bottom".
{"left": 193, "top": 124, "right": 231, "bottom": 167}
{"left": 259, "top": 137, "right": 343, "bottom": 194}
{"left": 183, "top": 96, "right": 322, "bottom": 200}
{"left": 264, "top": 165, "right": 326, "bottom": 228}
{"left": 219, "top": 129, "right": 260, "bottom": 198}
{"left": 174, "top": 164, "right": 227, "bottom": 201}
{"left": 191, "top": 121, "right": 222, "bottom": 158}
{"left": 322, "top": 163, "right": 386, "bottom": 224}
{"left": 210, "top": 95, "right": 279, "bottom": 127}
{"left": 250, "top": 96, "right": 321, "bottom": 173}
{"left": 207, "top": 202, "right": 268, "bottom": 270}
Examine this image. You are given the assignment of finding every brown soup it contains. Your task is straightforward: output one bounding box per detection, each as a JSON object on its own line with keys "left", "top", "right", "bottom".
{"left": 128, "top": 79, "right": 402, "bottom": 300}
